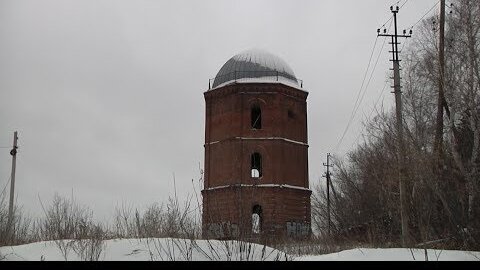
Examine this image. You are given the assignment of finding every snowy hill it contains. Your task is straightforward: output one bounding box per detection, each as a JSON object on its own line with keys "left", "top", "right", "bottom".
{"left": 0, "top": 238, "right": 289, "bottom": 261}
{"left": 1, "top": 238, "right": 479, "bottom": 261}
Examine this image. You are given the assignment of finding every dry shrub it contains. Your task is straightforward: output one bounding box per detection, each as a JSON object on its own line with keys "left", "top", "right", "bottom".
{"left": 113, "top": 196, "right": 200, "bottom": 239}
{"left": 39, "top": 193, "right": 106, "bottom": 261}
{"left": 0, "top": 187, "right": 35, "bottom": 246}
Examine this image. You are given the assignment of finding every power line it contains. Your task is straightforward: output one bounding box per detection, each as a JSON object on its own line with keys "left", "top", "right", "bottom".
{"left": 340, "top": 0, "right": 407, "bottom": 150}
{"left": 348, "top": 0, "right": 413, "bottom": 150}
{"left": 1, "top": 176, "right": 11, "bottom": 197}
{"left": 352, "top": 37, "right": 379, "bottom": 110}
{"left": 380, "top": 16, "right": 394, "bottom": 30}
{"left": 408, "top": 0, "right": 441, "bottom": 30}
{"left": 349, "top": 38, "right": 380, "bottom": 124}
{"left": 334, "top": 0, "right": 435, "bottom": 155}
{"left": 352, "top": 35, "right": 390, "bottom": 124}
{"left": 356, "top": 0, "right": 435, "bottom": 149}
{"left": 379, "top": 0, "right": 409, "bottom": 30}
{"left": 333, "top": 37, "right": 379, "bottom": 152}
{"left": 349, "top": 80, "right": 389, "bottom": 150}
{"left": 334, "top": 19, "right": 393, "bottom": 152}
{"left": 400, "top": 0, "right": 409, "bottom": 9}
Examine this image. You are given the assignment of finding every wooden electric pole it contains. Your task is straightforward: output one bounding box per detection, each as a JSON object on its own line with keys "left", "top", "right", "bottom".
{"left": 7, "top": 131, "right": 18, "bottom": 241}
{"left": 323, "top": 153, "right": 333, "bottom": 236}
{"left": 378, "top": 6, "right": 412, "bottom": 247}
{"left": 434, "top": 0, "right": 446, "bottom": 159}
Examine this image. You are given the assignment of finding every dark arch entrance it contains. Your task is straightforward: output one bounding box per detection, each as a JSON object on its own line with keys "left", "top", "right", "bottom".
{"left": 252, "top": 204, "right": 263, "bottom": 234}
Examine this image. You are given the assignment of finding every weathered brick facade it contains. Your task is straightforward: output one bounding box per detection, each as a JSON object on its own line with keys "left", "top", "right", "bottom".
{"left": 202, "top": 82, "right": 311, "bottom": 240}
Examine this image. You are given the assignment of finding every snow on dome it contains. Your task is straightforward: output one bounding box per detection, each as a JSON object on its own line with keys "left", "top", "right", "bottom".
{"left": 212, "top": 49, "right": 299, "bottom": 89}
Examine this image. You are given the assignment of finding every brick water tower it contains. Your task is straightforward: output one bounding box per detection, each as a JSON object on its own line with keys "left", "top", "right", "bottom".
{"left": 202, "top": 49, "right": 311, "bottom": 240}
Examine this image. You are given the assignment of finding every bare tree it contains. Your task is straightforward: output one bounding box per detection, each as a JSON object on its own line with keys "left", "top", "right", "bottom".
{"left": 311, "top": 0, "right": 480, "bottom": 249}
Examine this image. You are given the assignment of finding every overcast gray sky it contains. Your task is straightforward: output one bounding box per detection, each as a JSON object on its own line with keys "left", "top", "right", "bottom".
{"left": 0, "top": 0, "right": 439, "bottom": 222}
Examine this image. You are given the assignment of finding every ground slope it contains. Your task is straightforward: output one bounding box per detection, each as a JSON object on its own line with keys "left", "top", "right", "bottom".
{"left": 1, "top": 238, "right": 479, "bottom": 261}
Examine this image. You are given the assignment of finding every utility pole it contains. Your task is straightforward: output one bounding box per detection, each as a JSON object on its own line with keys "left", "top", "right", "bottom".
{"left": 323, "top": 153, "right": 333, "bottom": 236}
{"left": 378, "top": 6, "right": 411, "bottom": 247}
{"left": 7, "top": 131, "right": 18, "bottom": 241}
{"left": 434, "top": 0, "right": 446, "bottom": 159}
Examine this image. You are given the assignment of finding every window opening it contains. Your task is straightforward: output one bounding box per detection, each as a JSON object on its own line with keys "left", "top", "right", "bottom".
{"left": 251, "top": 106, "right": 262, "bottom": 129}
{"left": 251, "top": 153, "right": 262, "bottom": 178}
{"left": 252, "top": 205, "right": 262, "bottom": 234}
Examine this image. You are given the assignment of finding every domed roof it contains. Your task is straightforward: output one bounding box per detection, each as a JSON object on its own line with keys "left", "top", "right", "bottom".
{"left": 212, "top": 49, "right": 299, "bottom": 89}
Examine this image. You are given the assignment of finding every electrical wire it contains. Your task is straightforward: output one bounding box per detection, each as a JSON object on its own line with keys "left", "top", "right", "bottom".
{"left": 333, "top": 38, "right": 379, "bottom": 152}
{"left": 352, "top": 34, "right": 390, "bottom": 124}
{"left": 400, "top": 0, "right": 409, "bottom": 9}
{"left": 334, "top": 19, "right": 393, "bottom": 152}
{"left": 333, "top": 0, "right": 440, "bottom": 158}
{"left": 1, "top": 175, "right": 11, "bottom": 197}
{"left": 408, "top": 0, "right": 441, "bottom": 30}
{"left": 379, "top": 0, "right": 409, "bottom": 30}
{"left": 349, "top": 80, "right": 390, "bottom": 150}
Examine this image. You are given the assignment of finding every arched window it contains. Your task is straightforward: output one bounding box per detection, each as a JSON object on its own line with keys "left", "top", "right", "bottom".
{"left": 251, "top": 153, "right": 262, "bottom": 178}
{"left": 251, "top": 105, "right": 262, "bottom": 129}
{"left": 252, "top": 205, "right": 262, "bottom": 234}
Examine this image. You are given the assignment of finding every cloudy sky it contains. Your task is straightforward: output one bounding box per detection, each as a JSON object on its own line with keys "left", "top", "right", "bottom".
{"left": 0, "top": 0, "right": 439, "bottom": 222}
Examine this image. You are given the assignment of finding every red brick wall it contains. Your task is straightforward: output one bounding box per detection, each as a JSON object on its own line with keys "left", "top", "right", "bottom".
{"left": 205, "top": 84, "right": 308, "bottom": 144}
{"left": 205, "top": 140, "right": 308, "bottom": 187}
{"left": 202, "top": 187, "right": 311, "bottom": 238}
{"left": 202, "top": 83, "right": 311, "bottom": 239}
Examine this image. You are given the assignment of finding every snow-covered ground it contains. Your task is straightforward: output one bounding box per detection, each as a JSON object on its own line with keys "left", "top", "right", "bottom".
{"left": 1, "top": 238, "right": 479, "bottom": 261}
{"left": 0, "top": 238, "right": 289, "bottom": 261}
{"left": 295, "top": 248, "right": 480, "bottom": 261}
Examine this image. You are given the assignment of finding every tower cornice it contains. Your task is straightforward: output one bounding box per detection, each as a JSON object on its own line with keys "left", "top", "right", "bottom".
{"left": 204, "top": 83, "right": 308, "bottom": 101}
